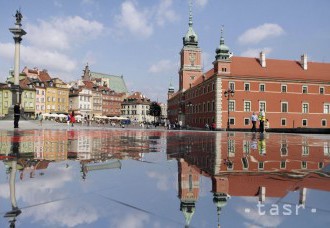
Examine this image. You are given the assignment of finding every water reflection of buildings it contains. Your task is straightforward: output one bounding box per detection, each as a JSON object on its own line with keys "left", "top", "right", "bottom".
{"left": 167, "top": 132, "right": 330, "bottom": 227}
{"left": 1, "top": 130, "right": 164, "bottom": 180}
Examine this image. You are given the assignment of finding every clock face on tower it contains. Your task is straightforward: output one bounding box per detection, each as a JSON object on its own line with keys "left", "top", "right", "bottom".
{"left": 189, "top": 53, "right": 196, "bottom": 66}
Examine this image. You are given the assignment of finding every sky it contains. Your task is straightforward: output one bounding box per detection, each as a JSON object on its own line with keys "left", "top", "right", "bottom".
{"left": 0, "top": 0, "right": 329, "bottom": 103}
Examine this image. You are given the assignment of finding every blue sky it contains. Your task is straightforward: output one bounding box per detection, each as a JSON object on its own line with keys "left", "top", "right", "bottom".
{"left": 0, "top": 0, "right": 329, "bottom": 103}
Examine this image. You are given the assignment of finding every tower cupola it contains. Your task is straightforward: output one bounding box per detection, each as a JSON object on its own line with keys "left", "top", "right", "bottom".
{"left": 215, "top": 27, "right": 231, "bottom": 61}
{"left": 183, "top": 1, "right": 198, "bottom": 47}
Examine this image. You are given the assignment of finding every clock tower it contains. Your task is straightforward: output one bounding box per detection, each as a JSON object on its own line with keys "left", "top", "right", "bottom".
{"left": 179, "top": 1, "right": 202, "bottom": 92}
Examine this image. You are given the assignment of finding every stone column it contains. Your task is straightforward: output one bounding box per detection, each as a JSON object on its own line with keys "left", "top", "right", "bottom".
{"left": 9, "top": 10, "right": 26, "bottom": 105}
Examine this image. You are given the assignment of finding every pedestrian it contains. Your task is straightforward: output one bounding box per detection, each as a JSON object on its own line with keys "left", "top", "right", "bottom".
{"left": 14, "top": 103, "right": 20, "bottom": 128}
{"left": 38, "top": 112, "right": 43, "bottom": 126}
{"left": 178, "top": 120, "right": 182, "bottom": 130}
{"left": 258, "top": 109, "right": 266, "bottom": 133}
{"left": 212, "top": 122, "right": 216, "bottom": 131}
{"left": 265, "top": 119, "right": 270, "bottom": 131}
{"left": 70, "top": 111, "right": 75, "bottom": 127}
{"left": 251, "top": 112, "right": 258, "bottom": 132}
{"left": 67, "top": 114, "right": 71, "bottom": 126}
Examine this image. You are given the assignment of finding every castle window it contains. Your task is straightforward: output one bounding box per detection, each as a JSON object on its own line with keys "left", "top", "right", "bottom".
{"left": 259, "top": 84, "right": 265, "bottom": 92}
{"left": 281, "top": 85, "right": 287, "bottom": 93}
{"left": 244, "top": 101, "right": 251, "bottom": 112}
{"left": 302, "top": 85, "right": 308, "bottom": 94}
{"left": 324, "top": 104, "right": 330, "bottom": 114}
{"left": 229, "top": 82, "right": 235, "bottom": 91}
{"left": 320, "top": 87, "right": 324, "bottom": 94}
{"left": 281, "top": 102, "right": 288, "bottom": 113}
{"left": 222, "top": 68, "right": 227, "bottom": 72}
{"left": 322, "top": 119, "right": 326, "bottom": 127}
{"left": 259, "top": 101, "right": 266, "bottom": 112}
{"left": 302, "top": 119, "right": 307, "bottom": 127}
{"left": 244, "top": 83, "right": 250, "bottom": 91}
{"left": 302, "top": 103, "right": 309, "bottom": 113}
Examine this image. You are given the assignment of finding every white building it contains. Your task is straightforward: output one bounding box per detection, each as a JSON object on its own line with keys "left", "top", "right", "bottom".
{"left": 121, "top": 92, "right": 153, "bottom": 123}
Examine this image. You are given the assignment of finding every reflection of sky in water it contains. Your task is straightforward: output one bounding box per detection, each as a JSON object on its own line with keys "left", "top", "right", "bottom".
{"left": 0, "top": 130, "right": 329, "bottom": 227}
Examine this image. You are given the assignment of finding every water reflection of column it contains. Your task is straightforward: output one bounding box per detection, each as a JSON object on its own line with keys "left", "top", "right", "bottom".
{"left": 4, "top": 131, "right": 22, "bottom": 227}
{"left": 5, "top": 161, "right": 21, "bottom": 216}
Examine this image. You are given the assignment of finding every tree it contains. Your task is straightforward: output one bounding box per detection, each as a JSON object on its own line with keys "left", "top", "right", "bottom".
{"left": 149, "top": 102, "right": 161, "bottom": 124}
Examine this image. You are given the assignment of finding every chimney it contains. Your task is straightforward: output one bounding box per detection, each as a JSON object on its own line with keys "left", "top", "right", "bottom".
{"left": 260, "top": 51, "right": 266, "bottom": 68}
{"left": 301, "top": 54, "right": 308, "bottom": 70}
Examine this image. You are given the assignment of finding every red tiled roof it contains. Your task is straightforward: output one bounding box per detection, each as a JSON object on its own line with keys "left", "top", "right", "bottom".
{"left": 19, "top": 77, "right": 34, "bottom": 89}
{"left": 38, "top": 71, "right": 52, "bottom": 82}
{"left": 82, "top": 80, "right": 95, "bottom": 89}
{"left": 230, "top": 56, "right": 330, "bottom": 82}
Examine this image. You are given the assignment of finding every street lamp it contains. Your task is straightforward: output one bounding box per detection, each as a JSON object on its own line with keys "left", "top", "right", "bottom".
{"left": 224, "top": 89, "right": 235, "bottom": 130}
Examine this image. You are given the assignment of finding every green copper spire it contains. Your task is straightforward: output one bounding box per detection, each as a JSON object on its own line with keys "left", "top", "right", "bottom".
{"left": 215, "top": 26, "right": 231, "bottom": 60}
{"left": 183, "top": 0, "right": 198, "bottom": 46}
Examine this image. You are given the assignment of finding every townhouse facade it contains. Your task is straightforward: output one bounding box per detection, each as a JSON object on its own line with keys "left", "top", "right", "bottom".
{"left": 121, "top": 92, "right": 153, "bottom": 122}
{"left": 20, "top": 77, "right": 36, "bottom": 118}
{"left": 0, "top": 83, "right": 12, "bottom": 117}
{"left": 167, "top": 9, "right": 330, "bottom": 131}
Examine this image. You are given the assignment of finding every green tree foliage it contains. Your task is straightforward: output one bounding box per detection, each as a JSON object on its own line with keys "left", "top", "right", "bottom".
{"left": 149, "top": 102, "right": 161, "bottom": 118}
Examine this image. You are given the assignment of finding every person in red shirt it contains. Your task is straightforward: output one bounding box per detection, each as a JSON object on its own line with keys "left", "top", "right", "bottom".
{"left": 70, "top": 111, "right": 76, "bottom": 127}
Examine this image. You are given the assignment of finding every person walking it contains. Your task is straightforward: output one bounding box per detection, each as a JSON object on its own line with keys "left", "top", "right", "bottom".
{"left": 70, "top": 111, "right": 75, "bottom": 127}
{"left": 38, "top": 112, "right": 43, "bottom": 126}
{"left": 251, "top": 112, "right": 258, "bottom": 132}
{"left": 14, "top": 103, "right": 20, "bottom": 128}
{"left": 265, "top": 119, "right": 270, "bottom": 131}
{"left": 258, "top": 109, "right": 266, "bottom": 133}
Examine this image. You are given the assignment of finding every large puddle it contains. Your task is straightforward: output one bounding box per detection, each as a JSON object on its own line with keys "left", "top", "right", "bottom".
{"left": 1, "top": 129, "right": 330, "bottom": 227}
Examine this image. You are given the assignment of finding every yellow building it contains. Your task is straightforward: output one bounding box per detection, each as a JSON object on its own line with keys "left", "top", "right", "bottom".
{"left": 45, "top": 78, "right": 70, "bottom": 114}
{"left": 20, "top": 77, "right": 36, "bottom": 118}
{"left": 0, "top": 83, "right": 12, "bottom": 117}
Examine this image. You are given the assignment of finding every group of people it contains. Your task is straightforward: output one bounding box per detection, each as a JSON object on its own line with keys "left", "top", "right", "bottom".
{"left": 251, "top": 109, "right": 269, "bottom": 133}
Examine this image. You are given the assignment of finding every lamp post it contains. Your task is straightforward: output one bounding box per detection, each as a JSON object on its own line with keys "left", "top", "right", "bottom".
{"left": 224, "top": 89, "right": 234, "bottom": 130}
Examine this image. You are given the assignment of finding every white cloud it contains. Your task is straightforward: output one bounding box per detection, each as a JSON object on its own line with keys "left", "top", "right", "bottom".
{"left": 238, "top": 23, "right": 284, "bottom": 45}
{"left": 240, "top": 47, "right": 272, "bottom": 57}
{"left": 155, "top": 0, "right": 179, "bottom": 26}
{"left": 0, "top": 42, "right": 77, "bottom": 81}
{"left": 236, "top": 206, "right": 283, "bottom": 227}
{"left": 115, "top": 1, "right": 153, "bottom": 39}
{"left": 148, "top": 59, "right": 176, "bottom": 73}
{"left": 147, "top": 171, "right": 171, "bottom": 191}
{"left": 26, "top": 16, "right": 104, "bottom": 50}
{"left": 112, "top": 212, "right": 150, "bottom": 228}
{"left": 195, "top": 0, "right": 208, "bottom": 7}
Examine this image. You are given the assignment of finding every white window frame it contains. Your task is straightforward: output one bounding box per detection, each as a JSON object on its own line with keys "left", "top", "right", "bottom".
{"left": 322, "top": 119, "right": 327, "bottom": 127}
{"left": 281, "top": 102, "right": 288, "bottom": 113}
{"left": 302, "top": 119, "right": 308, "bottom": 127}
{"left": 302, "top": 103, "right": 309, "bottom": 114}
{"left": 259, "top": 84, "right": 265, "bottom": 92}
{"left": 281, "top": 118, "right": 287, "bottom": 126}
{"left": 320, "top": 87, "right": 324, "bottom": 94}
{"left": 324, "top": 104, "right": 330, "bottom": 114}
{"left": 281, "top": 85, "right": 287, "bottom": 93}
{"left": 229, "top": 82, "right": 235, "bottom": 91}
{"left": 244, "top": 83, "right": 250, "bottom": 91}
{"left": 259, "top": 101, "right": 266, "bottom": 112}
{"left": 302, "top": 85, "right": 308, "bottom": 94}
{"left": 244, "top": 101, "right": 251, "bottom": 112}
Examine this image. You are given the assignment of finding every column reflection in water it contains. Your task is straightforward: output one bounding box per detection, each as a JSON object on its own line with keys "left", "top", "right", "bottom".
{"left": 4, "top": 130, "right": 22, "bottom": 228}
